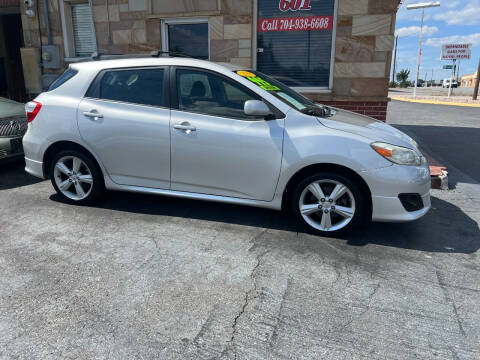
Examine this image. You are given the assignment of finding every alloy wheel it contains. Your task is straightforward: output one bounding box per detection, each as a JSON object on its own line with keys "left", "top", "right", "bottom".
{"left": 299, "top": 179, "right": 356, "bottom": 232}
{"left": 53, "top": 156, "right": 93, "bottom": 201}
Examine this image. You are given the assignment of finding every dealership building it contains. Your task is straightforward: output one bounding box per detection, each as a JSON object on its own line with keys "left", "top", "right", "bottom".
{"left": 2, "top": 0, "right": 400, "bottom": 120}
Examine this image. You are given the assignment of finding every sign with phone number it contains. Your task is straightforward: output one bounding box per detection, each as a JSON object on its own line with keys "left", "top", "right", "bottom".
{"left": 258, "top": 16, "right": 333, "bottom": 32}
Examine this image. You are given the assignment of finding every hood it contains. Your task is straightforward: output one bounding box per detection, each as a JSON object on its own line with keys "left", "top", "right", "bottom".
{"left": 317, "top": 108, "right": 418, "bottom": 151}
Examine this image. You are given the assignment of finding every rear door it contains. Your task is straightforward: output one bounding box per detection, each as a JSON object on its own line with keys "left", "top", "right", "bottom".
{"left": 77, "top": 66, "right": 171, "bottom": 189}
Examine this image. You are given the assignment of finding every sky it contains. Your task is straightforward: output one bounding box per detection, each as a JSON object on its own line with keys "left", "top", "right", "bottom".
{"left": 393, "top": 0, "right": 480, "bottom": 83}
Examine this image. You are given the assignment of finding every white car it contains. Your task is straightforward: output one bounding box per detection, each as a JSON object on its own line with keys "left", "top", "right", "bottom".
{"left": 23, "top": 57, "right": 431, "bottom": 236}
{"left": 442, "top": 78, "right": 458, "bottom": 88}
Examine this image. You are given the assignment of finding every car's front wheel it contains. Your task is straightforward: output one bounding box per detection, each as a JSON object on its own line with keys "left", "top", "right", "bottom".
{"left": 292, "top": 172, "right": 369, "bottom": 236}
{"left": 50, "top": 150, "right": 104, "bottom": 204}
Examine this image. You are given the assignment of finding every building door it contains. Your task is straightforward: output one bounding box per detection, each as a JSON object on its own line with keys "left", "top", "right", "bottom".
{"left": 0, "top": 13, "right": 26, "bottom": 102}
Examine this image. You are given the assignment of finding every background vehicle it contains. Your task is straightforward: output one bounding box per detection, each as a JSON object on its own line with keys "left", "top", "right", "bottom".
{"left": 442, "top": 78, "right": 458, "bottom": 88}
{"left": 23, "top": 57, "right": 431, "bottom": 236}
{"left": 0, "top": 97, "right": 27, "bottom": 163}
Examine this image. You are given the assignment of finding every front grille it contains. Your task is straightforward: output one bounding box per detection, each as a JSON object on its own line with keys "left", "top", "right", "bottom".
{"left": 0, "top": 149, "right": 7, "bottom": 158}
{"left": 0, "top": 117, "right": 28, "bottom": 137}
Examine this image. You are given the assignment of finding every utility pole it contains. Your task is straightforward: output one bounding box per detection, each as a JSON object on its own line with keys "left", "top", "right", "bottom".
{"left": 407, "top": 2, "right": 441, "bottom": 97}
{"left": 456, "top": 60, "right": 460, "bottom": 84}
{"left": 413, "top": 8, "right": 424, "bottom": 97}
{"left": 473, "top": 58, "right": 480, "bottom": 101}
{"left": 448, "top": 59, "right": 455, "bottom": 97}
{"left": 392, "top": 36, "right": 398, "bottom": 83}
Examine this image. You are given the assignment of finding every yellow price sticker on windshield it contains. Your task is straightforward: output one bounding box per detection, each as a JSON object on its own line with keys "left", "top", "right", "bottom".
{"left": 237, "top": 71, "right": 280, "bottom": 91}
{"left": 237, "top": 71, "right": 256, "bottom": 78}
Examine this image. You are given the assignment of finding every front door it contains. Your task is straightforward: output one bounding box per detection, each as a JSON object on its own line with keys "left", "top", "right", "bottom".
{"left": 77, "top": 67, "right": 171, "bottom": 189}
{"left": 170, "top": 67, "right": 284, "bottom": 201}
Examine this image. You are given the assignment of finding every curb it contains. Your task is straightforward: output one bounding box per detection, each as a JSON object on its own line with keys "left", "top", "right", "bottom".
{"left": 391, "top": 97, "right": 480, "bottom": 108}
{"left": 430, "top": 168, "right": 449, "bottom": 190}
{"left": 422, "top": 150, "right": 449, "bottom": 190}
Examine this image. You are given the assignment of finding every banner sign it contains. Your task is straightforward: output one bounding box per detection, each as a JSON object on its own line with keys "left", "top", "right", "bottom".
{"left": 257, "top": 0, "right": 335, "bottom": 87}
{"left": 441, "top": 44, "right": 472, "bottom": 60}
{"left": 258, "top": 16, "right": 333, "bottom": 32}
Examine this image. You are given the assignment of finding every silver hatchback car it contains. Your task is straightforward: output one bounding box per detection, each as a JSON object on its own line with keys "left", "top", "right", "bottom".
{"left": 23, "top": 57, "right": 430, "bottom": 236}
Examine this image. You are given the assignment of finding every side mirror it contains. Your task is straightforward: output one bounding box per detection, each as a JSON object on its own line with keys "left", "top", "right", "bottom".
{"left": 244, "top": 100, "right": 272, "bottom": 117}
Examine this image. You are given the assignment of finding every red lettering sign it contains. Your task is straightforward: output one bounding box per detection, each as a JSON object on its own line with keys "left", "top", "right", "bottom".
{"left": 279, "top": 0, "right": 311, "bottom": 11}
{"left": 258, "top": 16, "right": 333, "bottom": 32}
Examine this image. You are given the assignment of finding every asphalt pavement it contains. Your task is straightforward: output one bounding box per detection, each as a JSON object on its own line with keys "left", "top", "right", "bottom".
{"left": 388, "top": 100, "right": 480, "bottom": 184}
{"left": 0, "top": 101, "right": 479, "bottom": 359}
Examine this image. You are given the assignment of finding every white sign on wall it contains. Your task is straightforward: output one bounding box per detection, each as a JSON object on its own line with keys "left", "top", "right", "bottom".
{"left": 441, "top": 43, "right": 472, "bottom": 60}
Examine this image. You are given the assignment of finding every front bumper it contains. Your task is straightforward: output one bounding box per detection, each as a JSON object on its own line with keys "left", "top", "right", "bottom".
{"left": 361, "top": 163, "right": 431, "bottom": 222}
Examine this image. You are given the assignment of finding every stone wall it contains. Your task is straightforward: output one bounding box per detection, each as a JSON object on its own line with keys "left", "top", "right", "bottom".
{"left": 20, "top": 0, "right": 253, "bottom": 72}
{"left": 307, "top": 0, "right": 399, "bottom": 120}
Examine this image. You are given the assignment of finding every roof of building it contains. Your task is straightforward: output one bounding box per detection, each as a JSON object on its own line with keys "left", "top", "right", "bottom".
{"left": 460, "top": 72, "right": 478, "bottom": 80}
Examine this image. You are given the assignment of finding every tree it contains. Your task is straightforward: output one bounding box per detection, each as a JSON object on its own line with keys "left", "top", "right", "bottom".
{"left": 396, "top": 69, "right": 411, "bottom": 88}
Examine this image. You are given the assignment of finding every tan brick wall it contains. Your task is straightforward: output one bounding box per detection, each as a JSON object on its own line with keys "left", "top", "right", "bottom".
{"left": 332, "top": 0, "right": 398, "bottom": 100}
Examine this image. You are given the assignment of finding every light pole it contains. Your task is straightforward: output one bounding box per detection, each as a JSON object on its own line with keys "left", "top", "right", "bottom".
{"left": 407, "top": 2, "right": 441, "bottom": 97}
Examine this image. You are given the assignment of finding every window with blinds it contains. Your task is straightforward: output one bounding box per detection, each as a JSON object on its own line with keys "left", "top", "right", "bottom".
{"left": 257, "top": 0, "right": 335, "bottom": 88}
{"left": 71, "top": 3, "right": 96, "bottom": 57}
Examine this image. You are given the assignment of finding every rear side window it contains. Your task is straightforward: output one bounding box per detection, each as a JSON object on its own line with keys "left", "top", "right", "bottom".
{"left": 98, "top": 68, "right": 166, "bottom": 107}
{"left": 48, "top": 68, "right": 78, "bottom": 91}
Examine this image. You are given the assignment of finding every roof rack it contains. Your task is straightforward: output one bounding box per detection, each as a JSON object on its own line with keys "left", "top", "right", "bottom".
{"left": 149, "top": 50, "right": 193, "bottom": 58}
{"left": 88, "top": 50, "right": 194, "bottom": 61}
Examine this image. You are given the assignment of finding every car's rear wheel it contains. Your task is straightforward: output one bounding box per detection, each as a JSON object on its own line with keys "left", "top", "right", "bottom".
{"left": 292, "top": 172, "right": 369, "bottom": 236}
{"left": 50, "top": 150, "right": 104, "bottom": 204}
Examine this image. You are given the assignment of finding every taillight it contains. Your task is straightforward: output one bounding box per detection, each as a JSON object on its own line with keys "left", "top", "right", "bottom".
{"left": 25, "top": 101, "right": 42, "bottom": 123}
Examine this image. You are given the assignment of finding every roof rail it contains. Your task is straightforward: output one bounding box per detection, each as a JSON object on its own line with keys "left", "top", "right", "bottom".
{"left": 88, "top": 51, "right": 194, "bottom": 61}
{"left": 150, "top": 50, "right": 193, "bottom": 58}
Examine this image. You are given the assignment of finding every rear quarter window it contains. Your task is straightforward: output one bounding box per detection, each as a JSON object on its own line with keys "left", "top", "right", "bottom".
{"left": 48, "top": 68, "right": 78, "bottom": 91}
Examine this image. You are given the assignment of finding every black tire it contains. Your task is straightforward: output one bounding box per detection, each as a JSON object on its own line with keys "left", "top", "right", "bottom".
{"left": 291, "top": 171, "right": 370, "bottom": 236}
{"left": 50, "top": 149, "right": 104, "bottom": 205}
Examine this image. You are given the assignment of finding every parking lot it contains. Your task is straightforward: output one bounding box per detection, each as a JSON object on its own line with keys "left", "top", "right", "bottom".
{"left": 1, "top": 101, "right": 479, "bottom": 359}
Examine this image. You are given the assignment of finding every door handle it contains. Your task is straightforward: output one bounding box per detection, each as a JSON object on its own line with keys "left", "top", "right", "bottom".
{"left": 83, "top": 110, "right": 103, "bottom": 119}
{"left": 173, "top": 123, "right": 196, "bottom": 132}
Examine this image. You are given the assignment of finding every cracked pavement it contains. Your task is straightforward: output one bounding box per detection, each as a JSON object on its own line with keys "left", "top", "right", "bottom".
{"left": 0, "top": 101, "right": 479, "bottom": 359}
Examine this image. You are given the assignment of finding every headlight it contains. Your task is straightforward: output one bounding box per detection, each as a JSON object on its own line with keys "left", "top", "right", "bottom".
{"left": 371, "top": 142, "right": 422, "bottom": 166}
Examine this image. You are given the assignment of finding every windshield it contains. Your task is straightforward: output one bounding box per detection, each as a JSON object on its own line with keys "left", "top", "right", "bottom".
{"left": 234, "top": 70, "right": 321, "bottom": 113}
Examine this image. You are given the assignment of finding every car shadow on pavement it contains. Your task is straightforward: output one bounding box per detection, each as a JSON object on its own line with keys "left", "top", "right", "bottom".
{"left": 0, "top": 159, "right": 43, "bottom": 190}
{"left": 50, "top": 190, "right": 480, "bottom": 254}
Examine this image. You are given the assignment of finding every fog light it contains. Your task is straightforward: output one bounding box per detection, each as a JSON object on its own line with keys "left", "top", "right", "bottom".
{"left": 398, "top": 193, "right": 424, "bottom": 212}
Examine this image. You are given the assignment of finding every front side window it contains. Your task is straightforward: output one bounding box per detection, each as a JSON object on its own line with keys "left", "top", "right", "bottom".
{"left": 176, "top": 69, "right": 260, "bottom": 119}
{"left": 99, "top": 68, "right": 165, "bottom": 107}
